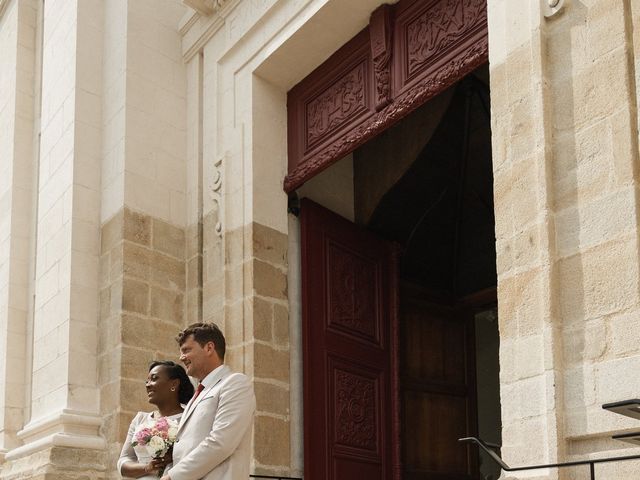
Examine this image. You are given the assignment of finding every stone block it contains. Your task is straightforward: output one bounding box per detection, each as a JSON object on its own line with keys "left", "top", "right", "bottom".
{"left": 253, "top": 296, "right": 272, "bottom": 342}
{"left": 558, "top": 238, "right": 639, "bottom": 324}
{"left": 608, "top": 310, "right": 640, "bottom": 357}
{"left": 255, "top": 381, "right": 289, "bottom": 416}
{"left": 123, "top": 208, "right": 151, "bottom": 246}
{"left": 152, "top": 218, "right": 185, "bottom": 259}
{"left": 254, "top": 343, "right": 290, "bottom": 383}
{"left": 562, "top": 321, "right": 606, "bottom": 365}
{"left": 253, "top": 259, "right": 287, "bottom": 300}
{"left": 253, "top": 415, "right": 291, "bottom": 467}
{"left": 150, "top": 251, "right": 185, "bottom": 290}
{"left": 121, "top": 278, "right": 149, "bottom": 315}
{"left": 149, "top": 286, "right": 183, "bottom": 323}
{"left": 121, "top": 314, "right": 180, "bottom": 354}
{"left": 596, "top": 356, "right": 640, "bottom": 404}
{"left": 253, "top": 222, "right": 287, "bottom": 266}
{"left": 273, "top": 304, "right": 289, "bottom": 346}
{"left": 122, "top": 241, "right": 151, "bottom": 281}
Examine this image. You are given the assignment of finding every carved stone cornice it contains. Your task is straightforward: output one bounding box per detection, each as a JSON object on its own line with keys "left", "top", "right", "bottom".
{"left": 182, "top": 0, "right": 231, "bottom": 16}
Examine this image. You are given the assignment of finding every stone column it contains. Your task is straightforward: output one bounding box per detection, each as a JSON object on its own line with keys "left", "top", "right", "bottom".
{"left": 98, "top": 0, "right": 188, "bottom": 476}
{"left": 0, "top": 0, "right": 38, "bottom": 459}
{"left": 489, "top": 0, "right": 640, "bottom": 477}
{"left": 1, "top": 0, "right": 107, "bottom": 477}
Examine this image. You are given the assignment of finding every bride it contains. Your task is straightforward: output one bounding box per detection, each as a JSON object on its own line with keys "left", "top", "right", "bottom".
{"left": 118, "top": 360, "right": 195, "bottom": 478}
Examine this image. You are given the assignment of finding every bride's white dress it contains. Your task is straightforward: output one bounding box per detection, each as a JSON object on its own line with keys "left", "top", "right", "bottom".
{"left": 117, "top": 411, "right": 182, "bottom": 479}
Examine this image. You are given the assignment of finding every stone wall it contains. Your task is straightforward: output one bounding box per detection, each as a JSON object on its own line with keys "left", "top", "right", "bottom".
{"left": 100, "top": 207, "right": 185, "bottom": 478}
{"left": 489, "top": 0, "right": 640, "bottom": 477}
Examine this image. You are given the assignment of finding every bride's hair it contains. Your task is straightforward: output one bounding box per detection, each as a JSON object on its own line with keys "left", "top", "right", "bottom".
{"left": 149, "top": 360, "right": 195, "bottom": 404}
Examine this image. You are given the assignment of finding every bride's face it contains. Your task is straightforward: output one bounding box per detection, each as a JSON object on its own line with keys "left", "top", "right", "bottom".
{"left": 145, "top": 365, "right": 178, "bottom": 405}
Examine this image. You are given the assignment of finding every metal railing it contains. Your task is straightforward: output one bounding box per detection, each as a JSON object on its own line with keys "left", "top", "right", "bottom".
{"left": 459, "top": 436, "right": 640, "bottom": 480}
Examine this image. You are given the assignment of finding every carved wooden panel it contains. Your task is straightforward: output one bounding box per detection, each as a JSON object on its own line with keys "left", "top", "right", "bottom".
{"left": 301, "top": 200, "right": 398, "bottom": 480}
{"left": 286, "top": 0, "right": 488, "bottom": 192}
{"left": 306, "top": 61, "right": 368, "bottom": 149}
{"left": 396, "top": 0, "right": 488, "bottom": 93}
{"left": 327, "top": 241, "right": 380, "bottom": 345}
{"left": 333, "top": 366, "right": 379, "bottom": 452}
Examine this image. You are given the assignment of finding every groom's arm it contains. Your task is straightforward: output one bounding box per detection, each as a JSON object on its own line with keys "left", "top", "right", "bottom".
{"left": 164, "top": 373, "right": 256, "bottom": 480}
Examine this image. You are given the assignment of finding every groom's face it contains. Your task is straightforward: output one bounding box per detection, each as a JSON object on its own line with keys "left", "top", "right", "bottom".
{"left": 179, "top": 334, "right": 214, "bottom": 380}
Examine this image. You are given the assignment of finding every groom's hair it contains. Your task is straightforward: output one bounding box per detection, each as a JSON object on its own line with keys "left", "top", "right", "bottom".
{"left": 176, "top": 322, "right": 226, "bottom": 360}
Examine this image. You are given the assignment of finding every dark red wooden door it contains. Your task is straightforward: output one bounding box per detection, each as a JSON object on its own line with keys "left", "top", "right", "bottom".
{"left": 301, "top": 199, "right": 399, "bottom": 480}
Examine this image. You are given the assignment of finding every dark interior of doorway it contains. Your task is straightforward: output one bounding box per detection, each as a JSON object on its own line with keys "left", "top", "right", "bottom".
{"left": 353, "top": 64, "right": 502, "bottom": 480}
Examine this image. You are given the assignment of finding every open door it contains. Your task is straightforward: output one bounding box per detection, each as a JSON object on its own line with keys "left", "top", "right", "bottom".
{"left": 400, "top": 286, "right": 479, "bottom": 479}
{"left": 301, "top": 199, "right": 400, "bottom": 480}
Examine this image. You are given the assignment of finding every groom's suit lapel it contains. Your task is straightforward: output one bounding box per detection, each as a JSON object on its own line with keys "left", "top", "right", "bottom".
{"left": 179, "top": 365, "right": 230, "bottom": 433}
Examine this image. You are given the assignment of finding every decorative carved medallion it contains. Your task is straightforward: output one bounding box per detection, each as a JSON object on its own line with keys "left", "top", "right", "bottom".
{"left": 306, "top": 62, "right": 368, "bottom": 148}
{"left": 334, "top": 368, "right": 377, "bottom": 451}
{"left": 327, "top": 242, "right": 378, "bottom": 343}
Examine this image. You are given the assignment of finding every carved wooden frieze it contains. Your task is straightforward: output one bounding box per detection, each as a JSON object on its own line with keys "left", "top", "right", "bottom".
{"left": 306, "top": 62, "right": 368, "bottom": 149}
{"left": 285, "top": 0, "right": 488, "bottom": 192}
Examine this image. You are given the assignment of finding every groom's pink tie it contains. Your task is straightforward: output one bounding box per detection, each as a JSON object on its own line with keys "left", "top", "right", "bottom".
{"left": 193, "top": 383, "right": 204, "bottom": 401}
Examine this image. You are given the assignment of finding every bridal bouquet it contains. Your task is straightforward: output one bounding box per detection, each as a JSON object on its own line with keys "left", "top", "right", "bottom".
{"left": 132, "top": 416, "right": 179, "bottom": 467}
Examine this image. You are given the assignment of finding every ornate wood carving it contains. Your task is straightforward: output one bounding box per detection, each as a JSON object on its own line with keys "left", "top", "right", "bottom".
{"left": 327, "top": 242, "right": 379, "bottom": 342}
{"left": 285, "top": 0, "right": 488, "bottom": 192}
{"left": 370, "top": 4, "right": 393, "bottom": 111}
{"left": 306, "top": 62, "right": 368, "bottom": 148}
{"left": 334, "top": 368, "right": 378, "bottom": 451}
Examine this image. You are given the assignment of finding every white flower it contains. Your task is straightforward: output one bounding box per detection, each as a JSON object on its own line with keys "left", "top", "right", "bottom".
{"left": 167, "top": 426, "right": 178, "bottom": 441}
{"left": 148, "top": 435, "right": 166, "bottom": 455}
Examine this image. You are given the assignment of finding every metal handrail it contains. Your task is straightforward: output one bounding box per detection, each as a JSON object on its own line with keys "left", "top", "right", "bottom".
{"left": 459, "top": 436, "right": 640, "bottom": 480}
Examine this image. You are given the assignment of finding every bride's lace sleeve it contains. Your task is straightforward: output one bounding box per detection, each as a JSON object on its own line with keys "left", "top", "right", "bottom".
{"left": 117, "top": 412, "right": 146, "bottom": 476}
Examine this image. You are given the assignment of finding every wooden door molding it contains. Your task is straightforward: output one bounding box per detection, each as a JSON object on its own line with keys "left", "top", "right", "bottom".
{"left": 285, "top": 0, "right": 488, "bottom": 192}
{"left": 301, "top": 199, "right": 400, "bottom": 480}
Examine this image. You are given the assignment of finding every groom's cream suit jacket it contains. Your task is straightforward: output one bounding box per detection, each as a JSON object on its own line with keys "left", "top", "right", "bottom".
{"left": 168, "top": 365, "right": 255, "bottom": 480}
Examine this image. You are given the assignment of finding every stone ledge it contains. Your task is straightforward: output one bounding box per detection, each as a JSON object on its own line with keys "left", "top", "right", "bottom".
{"left": 6, "top": 410, "right": 105, "bottom": 461}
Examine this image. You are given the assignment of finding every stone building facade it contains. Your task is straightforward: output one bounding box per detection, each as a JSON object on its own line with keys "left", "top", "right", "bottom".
{"left": 1, "top": 0, "right": 640, "bottom": 479}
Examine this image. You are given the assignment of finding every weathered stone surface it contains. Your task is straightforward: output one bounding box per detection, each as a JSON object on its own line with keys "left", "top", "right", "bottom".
{"left": 253, "top": 259, "right": 287, "bottom": 300}
{"left": 123, "top": 208, "right": 151, "bottom": 247}
{"left": 152, "top": 218, "right": 185, "bottom": 259}
{"left": 254, "top": 415, "right": 291, "bottom": 467}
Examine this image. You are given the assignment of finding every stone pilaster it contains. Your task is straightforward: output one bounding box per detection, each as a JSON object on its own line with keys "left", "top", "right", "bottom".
{"left": 489, "top": 0, "right": 640, "bottom": 476}
{"left": 0, "top": 0, "right": 38, "bottom": 458}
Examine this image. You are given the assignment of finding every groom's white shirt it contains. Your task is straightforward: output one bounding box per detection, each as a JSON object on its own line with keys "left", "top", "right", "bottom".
{"left": 168, "top": 364, "right": 255, "bottom": 480}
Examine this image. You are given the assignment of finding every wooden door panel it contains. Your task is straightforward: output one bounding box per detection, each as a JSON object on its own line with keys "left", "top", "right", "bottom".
{"left": 403, "top": 391, "right": 471, "bottom": 474}
{"left": 400, "top": 291, "right": 477, "bottom": 479}
{"left": 302, "top": 199, "right": 399, "bottom": 480}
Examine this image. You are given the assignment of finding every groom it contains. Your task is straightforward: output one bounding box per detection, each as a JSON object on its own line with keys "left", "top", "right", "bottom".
{"left": 161, "top": 322, "right": 255, "bottom": 480}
